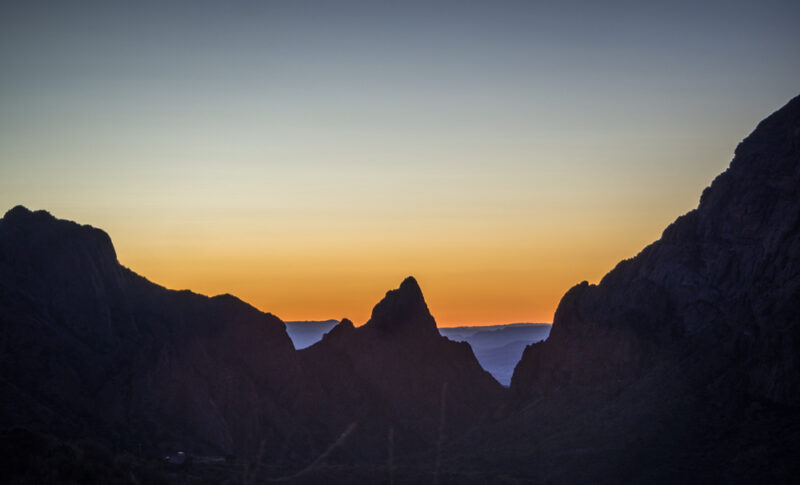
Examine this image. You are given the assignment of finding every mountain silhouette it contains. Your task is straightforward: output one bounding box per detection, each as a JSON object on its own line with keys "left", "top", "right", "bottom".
{"left": 292, "top": 277, "right": 503, "bottom": 463}
{"left": 362, "top": 276, "right": 438, "bottom": 336}
{"left": 284, "top": 321, "right": 551, "bottom": 386}
{"left": 0, "top": 206, "right": 302, "bottom": 459}
{"left": 0, "top": 208, "right": 502, "bottom": 476}
{"left": 1, "top": 93, "right": 799, "bottom": 483}
{"left": 471, "top": 94, "right": 800, "bottom": 483}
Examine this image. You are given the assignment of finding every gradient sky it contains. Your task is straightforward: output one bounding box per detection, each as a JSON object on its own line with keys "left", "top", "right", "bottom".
{"left": 1, "top": 1, "right": 799, "bottom": 325}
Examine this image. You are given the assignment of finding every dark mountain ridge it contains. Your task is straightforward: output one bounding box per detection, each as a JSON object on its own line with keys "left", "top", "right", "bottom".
{"left": 0, "top": 206, "right": 301, "bottom": 458}
{"left": 1, "top": 93, "right": 799, "bottom": 483}
{"left": 488, "top": 94, "right": 800, "bottom": 483}
{"left": 513, "top": 94, "right": 800, "bottom": 401}
{"left": 0, "top": 209, "right": 500, "bottom": 475}
{"left": 284, "top": 321, "right": 550, "bottom": 386}
{"left": 292, "top": 277, "right": 503, "bottom": 463}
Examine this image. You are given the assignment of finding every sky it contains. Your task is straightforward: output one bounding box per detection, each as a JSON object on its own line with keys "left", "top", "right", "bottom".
{"left": 1, "top": 1, "right": 799, "bottom": 326}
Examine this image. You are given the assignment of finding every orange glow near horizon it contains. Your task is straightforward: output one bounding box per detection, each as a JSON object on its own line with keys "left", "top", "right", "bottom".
{"left": 2, "top": 136, "right": 727, "bottom": 327}
{"left": 2, "top": 1, "right": 799, "bottom": 327}
{"left": 95, "top": 202, "right": 681, "bottom": 326}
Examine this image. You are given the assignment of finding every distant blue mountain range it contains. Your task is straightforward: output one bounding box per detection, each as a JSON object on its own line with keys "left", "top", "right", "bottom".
{"left": 284, "top": 320, "right": 551, "bottom": 385}
{"left": 439, "top": 323, "right": 551, "bottom": 386}
{"left": 284, "top": 319, "right": 339, "bottom": 349}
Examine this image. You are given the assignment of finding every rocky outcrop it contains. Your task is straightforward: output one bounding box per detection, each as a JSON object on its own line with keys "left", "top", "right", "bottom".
{"left": 502, "top": 95, "right": 800, "bottom": 482}
{"left": 0, "top": 206, "right": 300, "bottom": 458}
{"left": 513, "top": 94, "right": 800, "bottom": 401}
{"left": 293, "top": 277, "right": 504, "bottom": 461}
{"left": 361, "top": 276, "right": 439, "bottom": 336}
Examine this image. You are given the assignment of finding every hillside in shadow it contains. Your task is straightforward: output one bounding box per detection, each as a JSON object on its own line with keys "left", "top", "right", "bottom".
{"left": 1, "top": 94, "right": 799, "bottom": 483}
{"left": 452, "top": 93, "right": 800, "bottom": 484}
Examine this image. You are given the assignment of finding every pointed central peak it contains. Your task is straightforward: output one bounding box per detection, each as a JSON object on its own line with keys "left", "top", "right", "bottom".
{"left": 399, "top": 276, "right": 422, "bottom": 297}
{"left": 364, "top": 276, "right": 437, "bottom": 335}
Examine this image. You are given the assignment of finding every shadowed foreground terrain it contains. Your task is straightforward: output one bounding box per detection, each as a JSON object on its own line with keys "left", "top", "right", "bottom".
{"left": 285, "top": 322, "right": 552, "bottom": 385}
{"left": 0, "top": 208, "right": 501, "bottom": 481}
{"left": 458, "top": 93, "right": 800, "bottom": 483}
{"left": 1, "top": 94, "right": 799, "bottom": 483}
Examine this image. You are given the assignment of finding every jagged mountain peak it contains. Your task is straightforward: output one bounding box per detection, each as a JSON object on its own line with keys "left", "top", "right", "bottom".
{"left": 398, "top": 275, "right": 422, "bottom": 293}
{"left": 363, "top": 276, "right": 437, "bottom": 335}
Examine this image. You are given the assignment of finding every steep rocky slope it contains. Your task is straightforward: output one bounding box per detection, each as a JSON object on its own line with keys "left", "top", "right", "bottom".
{"left": 0, "top": 208, "right": 504, "bottom": 476}
{"left": 497, "top": 94, "right": 800, "bottom": 482}
{"left": 293, "top": 277, "right": 504, "bottom": 463}
{"left": 0, "top": 206, "right": 301, "bottom": 459}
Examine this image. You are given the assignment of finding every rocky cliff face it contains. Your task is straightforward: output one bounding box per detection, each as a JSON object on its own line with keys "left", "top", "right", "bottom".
{"left": 502, "top": 95, "right": 800, "bottom": 482}
{"left": 0, "top": 208, "right": 503, "bottom": 470}
{"left": 0, "top": 206, "right": 300, "bottom": 458}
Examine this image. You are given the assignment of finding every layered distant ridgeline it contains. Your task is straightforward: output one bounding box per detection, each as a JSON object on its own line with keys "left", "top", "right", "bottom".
{"left": 440, "top": 324, "right": 550, "bottom": 386}
{"left": 1, "top": 94, "right": 799, "bottom": 483}
{"left": 284, "top": 320, "right": 339, "bottom": 349}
